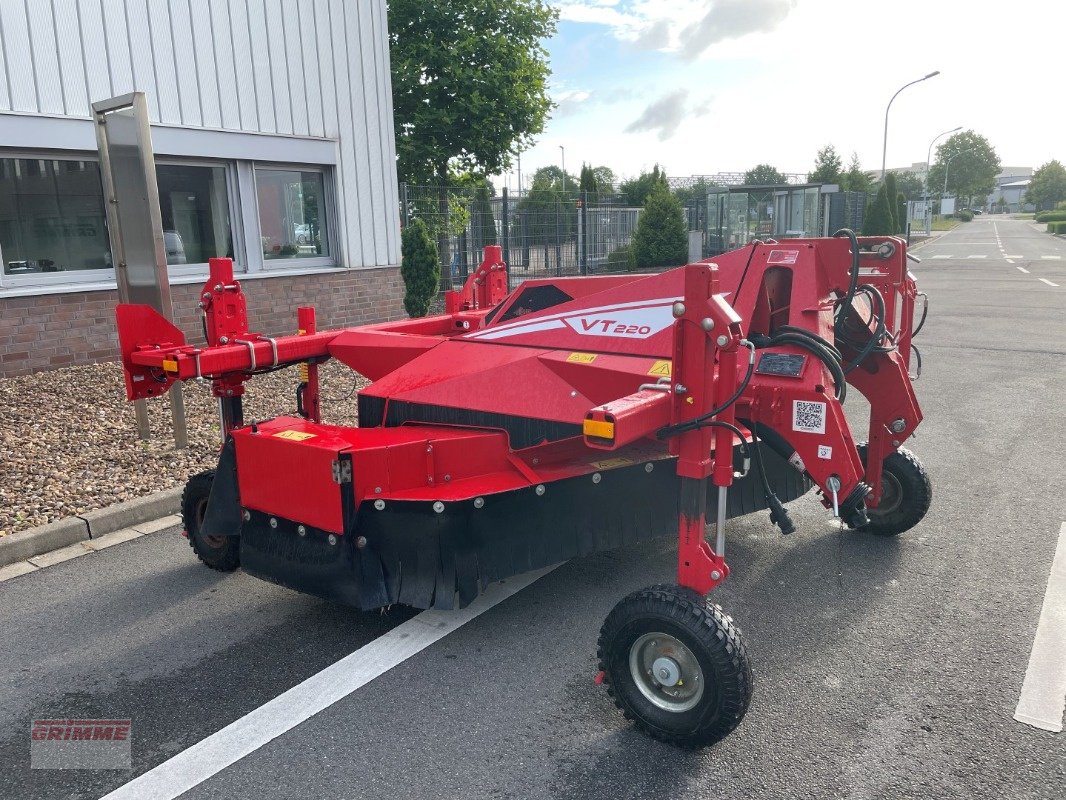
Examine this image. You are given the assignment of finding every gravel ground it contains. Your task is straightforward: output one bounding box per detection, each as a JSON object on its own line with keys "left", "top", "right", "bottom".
{"left": 0, "top": 360, "right": 369, "bottom": 537}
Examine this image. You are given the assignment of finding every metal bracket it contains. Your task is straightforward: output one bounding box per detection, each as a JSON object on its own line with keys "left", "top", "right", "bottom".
{"left": 331, "top": 460, "right": 352, "bottom": 484}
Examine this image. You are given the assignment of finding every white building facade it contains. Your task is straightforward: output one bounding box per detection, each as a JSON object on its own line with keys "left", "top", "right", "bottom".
{"left": 0, "top": 0, "right": 403, "bottom": 376}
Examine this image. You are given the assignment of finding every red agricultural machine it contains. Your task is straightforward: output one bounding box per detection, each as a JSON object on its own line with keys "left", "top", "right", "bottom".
{"left": 115, "top": 230, "right": 931, "bottom": 746}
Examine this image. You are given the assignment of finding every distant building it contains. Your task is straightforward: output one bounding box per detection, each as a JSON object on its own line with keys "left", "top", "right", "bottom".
{"left": 988, "top": 168, "right": 1035, "bottom": 213}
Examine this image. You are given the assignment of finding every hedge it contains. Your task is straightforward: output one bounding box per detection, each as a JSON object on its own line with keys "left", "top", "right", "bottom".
{"left": 1035, "top": 210, "right": 1066, "bottom": 223}
{"left": 955, "top": 210, "right": 974, "bottom": 222}
{"left": 1048, "top": 221, "right": 1066, "bottom": 234}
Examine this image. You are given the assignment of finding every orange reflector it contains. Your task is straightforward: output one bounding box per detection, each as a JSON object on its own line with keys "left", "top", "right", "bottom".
{"left": 162, "top": 359, "right": 179, "bottom": 373}
{"left": 583, "top": 418, "right": 615, "bottom": 440}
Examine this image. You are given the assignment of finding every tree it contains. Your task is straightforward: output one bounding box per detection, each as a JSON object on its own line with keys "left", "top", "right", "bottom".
{"left": 893, "top": 172, "right": 925, "bottom": 201}
{"left": 471, "top": 182, "right": 497, "bottom": 254}
{"left": 927, "top": 130, "right": 1001, "bottom": 207}
{"left": 389, "top": 0, "right": 557, "bottom": 279}
{"left": 592, "top": 166, "right": 616, "bottom": 194}
{"left": 516, "top": 167, "right": 576, "bottom": 245}
{"left": 884, "top": 172, "right": 899, "bottom": 233}
{"left": 400, "top": 218, "right": 440, "bottom": 317}
{"left": 863, "top": 183, "right": 894, "bottom": 235}
{"left": 579, "top": 163, "right": 596, "bottom": 194}
{"left": 673, "top": 177, "right": 720, "bottom": 206}
{"left": 631, "top": 184, "right": 688, "bottom": 269}
{"left": 842, "top": 152, "right": 872, "bottom": 194}
{"left": 619, "top": 164, "right": 668, "bottom": 207}
{"left": 897, "top": 192, "right": 908, "bottom": 235}
{"left": 808, "top": 145, "right": 844, "bottom": 185}
{"left": 1027, "top": 160, "right": 1066, "bottom": 210}
{"left": 744, "top": 164, "right": 786, "bottom": 186}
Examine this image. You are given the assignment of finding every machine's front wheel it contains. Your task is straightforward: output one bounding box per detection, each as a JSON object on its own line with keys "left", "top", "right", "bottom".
{"left": 181, "top": 471, "right": 241, "bottom": 571}
{"left": 855, "top": 445, "right": 932, "bottom": 536}
{"left": 597, "top": 585, "right": 752, "bottom": 747}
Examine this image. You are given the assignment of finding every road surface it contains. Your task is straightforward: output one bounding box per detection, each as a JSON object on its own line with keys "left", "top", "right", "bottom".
{"left": 2, "top": 216, "right": 1064, "bottom": 799}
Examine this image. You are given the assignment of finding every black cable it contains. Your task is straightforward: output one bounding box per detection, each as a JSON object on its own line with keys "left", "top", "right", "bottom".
{"left": 913, "top": 292, "right": 929, "bottom": 337}
{"left": 751, "top": 330, "right": 847, "bottom": 402}
{"left": 656, "top": 344, "right": 756, "bottom": 439}
{"left": 832, "top": 228, "right": 861, "bottom": 323}
{"left": 837, "top": 284, "right": 895, "bottom": 374}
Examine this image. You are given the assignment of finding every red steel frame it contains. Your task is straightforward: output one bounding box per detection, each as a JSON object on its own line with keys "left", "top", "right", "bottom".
{"left": 115, "top": 238, "right": 923, "bottom": 596}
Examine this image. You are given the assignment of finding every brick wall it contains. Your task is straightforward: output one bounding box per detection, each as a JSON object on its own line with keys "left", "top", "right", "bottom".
{"left": 0, "top": 267, "right": 405, "bottom": 378}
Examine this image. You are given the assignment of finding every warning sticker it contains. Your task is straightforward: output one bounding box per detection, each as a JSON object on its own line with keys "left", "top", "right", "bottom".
{"left": 592, "top": 457, "right": 632, "bottom": 470}
{"left": 817, "top": 444, "right": 833, "bottom": 460}
{"left": 792, "top": 400, "right": 827, "bottom": 434}
{"left": 567, "top": 352, "right": 597, "bottom": 364}
{"left": 273, "top": 430, "right": 317, "bottom": 441}
{"left": 767, "top": 249, "right": 800, "bottom": 265}
{"left": 647, "top": 360, "right": 672, "bottom": 377}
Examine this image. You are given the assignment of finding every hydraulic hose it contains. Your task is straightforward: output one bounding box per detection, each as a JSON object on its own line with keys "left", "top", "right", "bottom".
{"left": 832, "top": 228, "right": 861, "bottom": 325}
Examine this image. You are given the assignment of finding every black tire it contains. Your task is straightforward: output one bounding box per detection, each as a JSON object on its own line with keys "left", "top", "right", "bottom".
{"left": 855, "top": 444, "right": 932, "bottom": 536}
{"left": 181, "top": 471, "right": 240, "bottom": 571}
{"left": 597, "top": 584, "right": 752, "bottom": 748}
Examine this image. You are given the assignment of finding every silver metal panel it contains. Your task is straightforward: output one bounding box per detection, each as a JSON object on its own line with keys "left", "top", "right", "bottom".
{"left": 25, "top": 0, "right": 64, "bottom": 114}
{"left": 124, "top": 0, "right": 161, "bottom": 120}
{"left": 0, "top": 1, "right": 36, "bottom": 111}
{"left": 208, "top": 0, "right": 242, "bottom": 130}
{"left": 146, "top": 0, "right": 182, "bottom": 123}
{"left": 263, "top": 0, "right": 292, "bottom": 135}
{"left": 299, "top": 0, "right": 324, "bottom": 138}
{"left": 101, "top": 0, "right": 136, "bottom": 94}
{"left": 228, "top": 0, "right": 258, "bottom": 131}
{"left": 189, "top": 0, "right": 222, "bottom": 128}
{"left": 344, "top": 0, "right": 375, "bottom": 266}
{"left": 246, "top": 0, "right": 275, "bottom": 133}
{"left": 281, "top": 0, "right": 309, "bottom": 137}
{"left": 169, "top": 0, "right": 201, "bottom": 126}
{"left": 374, "top": 0, "right": 400, "bottom": 266}
{"left": 79, "top": 0, "right": 113, "bottom": 102}
{"left": 328, "top": 0, "right": 362, "bottom": 267}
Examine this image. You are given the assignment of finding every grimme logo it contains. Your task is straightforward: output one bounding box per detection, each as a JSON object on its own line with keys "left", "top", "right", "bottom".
{"left": 30, "top": 719, "right": 132, "bottom": 770}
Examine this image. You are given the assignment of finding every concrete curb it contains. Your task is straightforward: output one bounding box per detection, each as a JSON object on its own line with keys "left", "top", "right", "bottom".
{"left": 0, "top": 487, "right": 183, "bottom": 569}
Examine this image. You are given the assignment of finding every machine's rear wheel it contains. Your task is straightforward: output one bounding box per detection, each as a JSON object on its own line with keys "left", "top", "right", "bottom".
{"left": 598, "top": 584, "right": 752, "bottom": 747}
{"left": 855, "top": 445, "right": 931, "bottom": 536}
{"left": 181, "top": 471, "right": 240, "bottom": 571}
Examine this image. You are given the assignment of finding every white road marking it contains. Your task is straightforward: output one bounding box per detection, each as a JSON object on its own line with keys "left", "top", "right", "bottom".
{"left": 1017, "top": 266, "right": 1030, "bottom": 273}
{"left": 1014, "top": 522, "right": 1066, "bottom": 733}
{"left": 1041, "top": 255, "right": 1062, "bottom": 260}
{"left": 100, "top": 565, "right": 560, "bottom": 800}
{"left": 1039, "top": 278, "right": 1059, "bottom": 287}
{"left": 967, "top": 255, "right": 987, "bottom": 259}
{"left": 1005, "top": 255, "right": 1023, "bottom": 259}
{"left": 932, "top": 255, "right": 951, "bottom": 259}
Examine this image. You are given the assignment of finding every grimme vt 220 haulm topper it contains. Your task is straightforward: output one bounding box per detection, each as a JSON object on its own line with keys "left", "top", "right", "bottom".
{"left": 116, "top": 231, "right": 931, "bottom": 746}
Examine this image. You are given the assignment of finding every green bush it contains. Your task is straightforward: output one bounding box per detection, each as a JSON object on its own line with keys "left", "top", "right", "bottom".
{"left": 862, "top": 183, "right": 894, "bottom": 235}
{"left": 955, "top": 210, "right": 974, "bottom": 222}
{"left": 631, "top": 185, "right": 688, "bottom": 269}
{"left": 1049, "top": 221, "right": 1066, "bottom": 234}
{"left": 1036, "top": 210, "right": 1066, "bottom": 223}
{"left": 602, "top": 245, "right": 634, "bottom": 272}
{"left": 400, "top": 218, "right": 440, "bottom": 318}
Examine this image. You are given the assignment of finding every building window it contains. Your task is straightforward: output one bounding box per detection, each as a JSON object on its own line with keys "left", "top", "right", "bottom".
{"left": 156, "top": 164, "right": 233, "bottom": 266}
{"left": 0, "top": 157, "right": 110, "bottom": 275}
{"left": 255, "top": 168, "right": 329, "bottom": 260}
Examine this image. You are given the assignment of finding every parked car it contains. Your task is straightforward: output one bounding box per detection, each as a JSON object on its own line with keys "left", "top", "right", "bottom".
{"left": 164, "top": 230, "right": 187, "bottom": 264}
{"left": 293, "top": 223, "right": 311, "bottom": 244}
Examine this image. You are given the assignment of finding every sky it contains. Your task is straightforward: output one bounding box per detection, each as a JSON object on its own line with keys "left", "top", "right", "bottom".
{"left": 504, "top": 0, "right": 1065, "bottom": 188}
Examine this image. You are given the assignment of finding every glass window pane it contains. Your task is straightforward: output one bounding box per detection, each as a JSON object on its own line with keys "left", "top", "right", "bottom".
{"left": 156, "top": 164, "right": 232, "bottom": 265}
{"left": 255, "top": 168, "right": 329, "bottom": 260}
{"left": 0, "top": 158, "right": 110, "bottom": 275}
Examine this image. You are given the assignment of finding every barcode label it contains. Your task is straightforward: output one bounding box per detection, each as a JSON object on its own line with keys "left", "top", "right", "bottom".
{"left": 793, "top": 400, "right": 826, "bottom": 434}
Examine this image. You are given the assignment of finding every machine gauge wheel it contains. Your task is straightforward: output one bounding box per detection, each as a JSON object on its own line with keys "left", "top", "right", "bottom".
{"left": 855, "top": 444, "right": 932, "bottom": 536}
{"left": 181, "top": 471, "right": 241, "bottom": 572}
{"left": 597, "top": 584, "right": 752, "bottom": 747}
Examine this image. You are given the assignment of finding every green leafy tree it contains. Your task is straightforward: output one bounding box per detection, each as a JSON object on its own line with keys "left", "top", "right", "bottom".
{"left": 744, "top": 164, "right": 787, "bottom": 186}
{"left": 673, "top": 177, "right": 720, "bottom": 206}
{"left": 1026, "top": 160, "right": 1066, "bottom": 210}
{"left": 808, "top": 144, "right": 844, "bottom": 185}
{"left": 927, "top": 130, "right": 1001, "bottom": 207}
{"left": 579, "top": 163, "right": 596, "bottom": 194}
{"left": 619, "top": 164, "right": 668, "bottom": 207}
{"left": 389, "top": 0, "right": 557, "bottom": 279}
{"left": 897, "top": 192, "right": 908, "bottom": 234}
{"left": 842, "top": 152, "right": 872, "bottom": 194}
{"left": 516, "top": 167, "right": 576, "bottom": 245}
{"left": 863, "top": 183, "right": 894, "bottom": 235}
{"left": 894, "top": 172, "right": 925, "bottom": 201}
{"left": 472, "top": 182, "right": 497, "bottom": 253}
{"left": 592, "top": 166, "right": 616, "bottom": 194}
{"left": 884, "top": 172, "right": 899, "bottom": 232}
{"left": 632, "top": 184, "right": 688, "bottom": 269}
{"left": 400, "top": 218, "right": 440, "bottom": 317}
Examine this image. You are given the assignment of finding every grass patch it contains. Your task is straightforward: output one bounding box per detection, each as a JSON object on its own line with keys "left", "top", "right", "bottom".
{"left": 931, "top": 218, "right": 962, "bottom": 231}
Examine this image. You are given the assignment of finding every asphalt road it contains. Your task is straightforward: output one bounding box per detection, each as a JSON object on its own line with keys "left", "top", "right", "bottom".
{"left": 2, "top": 216, "right": 1064, "bottom": 799}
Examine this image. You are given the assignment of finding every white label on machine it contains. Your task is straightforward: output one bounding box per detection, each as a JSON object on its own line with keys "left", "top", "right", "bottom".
{"left": 788, "top": 451, "right": 806, "bottom": 472}
{"left": 793, "top": 400, "right": 827, "bottom": 434}
{"left": 818, "top": 444, "right": 832, "bottom": 460}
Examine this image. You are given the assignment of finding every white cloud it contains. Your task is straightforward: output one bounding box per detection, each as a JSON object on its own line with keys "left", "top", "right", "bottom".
{"left": 624, "top": 90, "right": 711, "bottom": 141}
{"left": 556, "top": 0, "right": 797, "bottom": 58}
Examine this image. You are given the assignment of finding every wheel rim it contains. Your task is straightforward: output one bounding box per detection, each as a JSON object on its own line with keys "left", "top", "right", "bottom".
{"left": 628, "top": 632, "right": 705, "bottom": 713}
{"left": 195, "top": 497, "right": 225, "bottom": 548}
{"left": 872, "top": 470, "right": 904, "bottom": 517}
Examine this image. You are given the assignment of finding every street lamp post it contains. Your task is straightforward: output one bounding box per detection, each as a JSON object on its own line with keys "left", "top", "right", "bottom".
{"left": 924, "top": 126, "right": 962, "bottom": 234}
{"left": 881, "top": 70, "right": 941, "bottom": 179}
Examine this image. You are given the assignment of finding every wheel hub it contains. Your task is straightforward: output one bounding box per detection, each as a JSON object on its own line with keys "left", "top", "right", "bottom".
{"left": 874, "top": 471, "right": 903, "bottom": 516}
{"left": 629, "top": 633, "right": 704, "bottom": 712}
